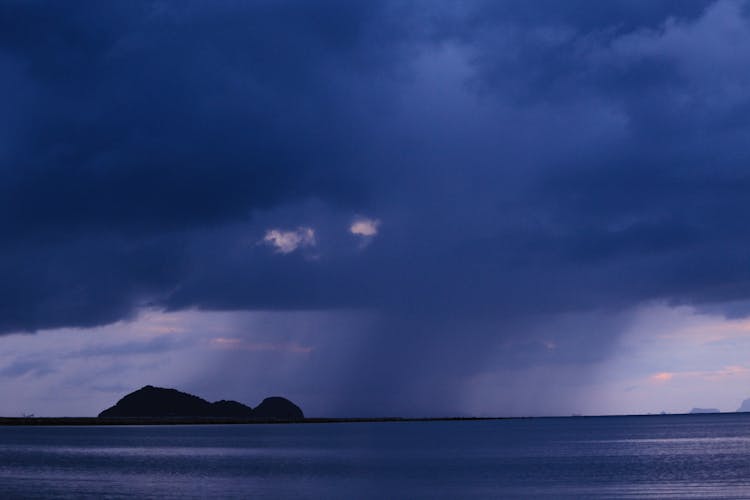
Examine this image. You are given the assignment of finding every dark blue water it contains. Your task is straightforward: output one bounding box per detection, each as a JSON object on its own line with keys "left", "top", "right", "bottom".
{"left": 1, "top": 414, "right": 749, "bottom": 498}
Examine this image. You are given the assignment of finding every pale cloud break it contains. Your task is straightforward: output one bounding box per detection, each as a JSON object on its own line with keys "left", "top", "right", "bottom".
{"left": 350, "top": 218, "right": 381, "bottom": 237}
{"left": 262, "top": 227, "right": 316, "bottom": 254}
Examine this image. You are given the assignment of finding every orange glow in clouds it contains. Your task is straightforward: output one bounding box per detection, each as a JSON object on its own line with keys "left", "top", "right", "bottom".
{"left": 651, "top": 372, "right": 674, "bottom": 383}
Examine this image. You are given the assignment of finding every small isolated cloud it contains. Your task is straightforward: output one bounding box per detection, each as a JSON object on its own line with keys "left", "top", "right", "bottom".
{"left": 350, "top": 217, "right": 381, "bottom": 241}
{"left": 262, "top": 227, "right": 316, "bottom": 254}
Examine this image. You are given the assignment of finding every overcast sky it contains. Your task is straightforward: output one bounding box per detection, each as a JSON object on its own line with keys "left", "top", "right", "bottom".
{"left": 3, "top": 0, "right": 750, "bottom": 417}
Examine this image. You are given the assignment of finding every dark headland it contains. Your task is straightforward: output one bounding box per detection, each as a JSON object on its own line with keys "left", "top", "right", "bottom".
{"left": 98, "top": 385, "right": 304, "bottom": 421}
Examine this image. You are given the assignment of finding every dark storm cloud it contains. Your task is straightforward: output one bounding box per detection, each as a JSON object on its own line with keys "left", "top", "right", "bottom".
{"left": 3, "top": 0, "right": 750, "bottom": 406}
{"left": 0, "top": 0, "right": 414, "bottom": 331}
{"left": 469, "top": 0, "right": 712, "bottom": 30}
{"left": 0, "top": 0, "right": 393, "bottom": 239}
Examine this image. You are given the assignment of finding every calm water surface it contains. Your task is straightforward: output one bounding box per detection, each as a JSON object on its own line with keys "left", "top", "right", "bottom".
{"left": 1, "top": 414, "right": 749, "bottom": 498}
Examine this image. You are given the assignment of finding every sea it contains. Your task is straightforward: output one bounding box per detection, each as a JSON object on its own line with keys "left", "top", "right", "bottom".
{"left": 1, "top": 413, "right": 749, "bottom": 499}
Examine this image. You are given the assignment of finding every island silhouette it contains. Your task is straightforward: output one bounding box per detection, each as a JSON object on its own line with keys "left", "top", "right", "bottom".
{"left": 689, "top": 407, "right": 720, "bottom": 414}
{"left": 98, "top": 385, "right": 304, "bottom": 420}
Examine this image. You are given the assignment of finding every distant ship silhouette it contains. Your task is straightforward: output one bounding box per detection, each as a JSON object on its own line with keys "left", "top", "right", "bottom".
{"left": 99, "top": 385, "right": 304, "bottom": 420}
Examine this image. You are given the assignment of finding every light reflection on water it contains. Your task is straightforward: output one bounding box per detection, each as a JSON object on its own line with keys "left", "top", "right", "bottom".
{"left": 1, "top": 414, "right": 749, "bottom": 498}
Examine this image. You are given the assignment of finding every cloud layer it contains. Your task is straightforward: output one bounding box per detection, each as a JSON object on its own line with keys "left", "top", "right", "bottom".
{"left": 2, "top": 0, "right": 750, "bottom": 414}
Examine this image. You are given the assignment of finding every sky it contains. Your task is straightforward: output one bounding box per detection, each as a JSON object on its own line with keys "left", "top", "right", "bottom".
{"left": 2, "top": 0, "right": 750, "bottom": 417}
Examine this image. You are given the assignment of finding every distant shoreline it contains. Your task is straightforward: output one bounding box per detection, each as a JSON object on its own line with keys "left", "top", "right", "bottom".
{"left": 0, "top": 413, "right": 745, "bottom": 426}
{"left": 0, "top": 416, "right": 510, "bottom": 426}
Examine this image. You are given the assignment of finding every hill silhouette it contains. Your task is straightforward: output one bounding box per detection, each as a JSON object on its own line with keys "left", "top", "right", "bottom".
{"left": 98, "top": 386, "right": 303, "bottom": 420}
{"left": 253, "top": 396, "right": 304, "bottom": 420}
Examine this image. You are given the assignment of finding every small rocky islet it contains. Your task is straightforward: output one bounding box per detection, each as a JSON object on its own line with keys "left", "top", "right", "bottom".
{"left": 98, "top": 385, "right": 304, "bottom": 420}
